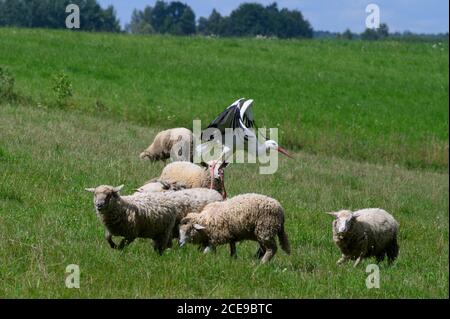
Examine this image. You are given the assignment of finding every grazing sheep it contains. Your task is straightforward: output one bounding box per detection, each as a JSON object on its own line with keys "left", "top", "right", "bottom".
{"left": 134, "top": 179, "right": 186, "bottom": 194}
{"left": 179, "top": 193, "right": 291, "bottom": 263}
{"left": 139, "top": 128, "right": 193, "bottom": 162}
{"left": 326, "top": 208, "right": 400, "bottom": 267}
{"left": 156, "top": 161, "right": 229, "bottom": 198}
{"left": 85, "top": 185, "right": 223, "bottom": 253}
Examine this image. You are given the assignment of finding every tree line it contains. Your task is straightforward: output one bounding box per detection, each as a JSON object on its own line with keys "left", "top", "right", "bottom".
{"left": 0, "top": 0, "right": 447, "bottom": 41}
{"left": 0, "top": 0, "right": 120, "bottom": 32}
{"left": 0, "top": 0, "right": 313, "bottom": 38}
{"left": 126, "top": 1, "right": 313, "bottom": 38}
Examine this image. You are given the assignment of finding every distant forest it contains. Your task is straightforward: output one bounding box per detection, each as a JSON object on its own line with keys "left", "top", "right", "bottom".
{"left": 0, "top": 0, "right": 448, "bottom": 40}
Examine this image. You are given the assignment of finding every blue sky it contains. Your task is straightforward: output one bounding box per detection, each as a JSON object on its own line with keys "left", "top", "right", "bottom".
{"left": 98, "top": 0, "right": 449, "bottom": 34}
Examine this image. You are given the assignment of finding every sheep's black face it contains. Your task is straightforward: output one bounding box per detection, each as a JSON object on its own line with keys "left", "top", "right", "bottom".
{"left": 85, "top": 185, "right": 124, "bottom": 212}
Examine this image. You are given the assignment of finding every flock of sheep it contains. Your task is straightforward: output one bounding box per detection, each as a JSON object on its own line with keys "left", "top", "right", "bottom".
{"left": 86, "top": 127, "right": 400, "bottom": 265}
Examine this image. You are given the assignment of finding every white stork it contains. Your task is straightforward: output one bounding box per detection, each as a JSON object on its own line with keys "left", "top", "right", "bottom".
{"left": 197, "top": 98, "right": 293, "bottom": 195}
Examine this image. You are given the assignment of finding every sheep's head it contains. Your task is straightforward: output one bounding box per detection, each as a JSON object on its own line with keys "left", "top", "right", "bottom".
{"left": 139, "top": 151, "right": 160, "bottom": 161}
{"left": 326, "top": 210, "right": 355, "bottom": 238}
{"left": 178, "top": 216, "right": 208, "bottom": 247}
{"left": 136, "top": 180, "right": 186, "bottom": 193}
{"left": 85, "top": 185, "right": 124, "bottom": 212}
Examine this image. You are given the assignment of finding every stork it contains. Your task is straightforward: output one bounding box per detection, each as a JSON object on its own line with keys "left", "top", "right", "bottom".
{"left": 197, "top": 98, "right": 293, "bottom": 196}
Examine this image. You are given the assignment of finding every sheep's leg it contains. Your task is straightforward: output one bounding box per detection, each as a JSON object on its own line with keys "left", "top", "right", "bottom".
{"left": 255, "top": 246, "right": 266, "bottom": 259}
{"left": 153, "top": 239, "right": 165, "bottom": 255}
{"left": 229, "top": 242, "right": 237, "bottom": 258}
{"left": 386, "top": 236, "right": 399, "bottom": 264}
{"left": 376, "top": 253, "right": 386, "bottom": 263}
{"left": 118, "top": 238, "right": 134, "bottom": 250}
{"left": 337, "top": 254, "right": 349, "bottom": 265}
{"left": 153, "top": 227, "right": 173, "bottom": 255}
{"left": 260, "top": 239, "right": 277, "bottom": 264}
{"left": 353, "top": 234, "right": 368, "bottom": 267}
{"left": 353, "top": 254, "right": 363, "bottom": 267}
{"left": 203, "top": 245, "right": 216, "bottom": 254}
{"left": 105, "top": 231, "right": 116, "bottom": 249}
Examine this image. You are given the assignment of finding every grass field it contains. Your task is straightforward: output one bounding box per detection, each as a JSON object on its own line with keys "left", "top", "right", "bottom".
{"left": 0, "top": 28, "right": 448, "bottom": 298}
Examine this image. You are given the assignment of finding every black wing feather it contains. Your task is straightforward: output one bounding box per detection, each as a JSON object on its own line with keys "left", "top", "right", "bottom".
{"left": 201, "top": 105, "right": 242, "bottom": 141}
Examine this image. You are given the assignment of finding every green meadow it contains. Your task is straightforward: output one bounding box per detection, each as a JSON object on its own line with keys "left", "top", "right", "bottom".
{"left": 0, "top": 28, "right": 448, "bottom": 298}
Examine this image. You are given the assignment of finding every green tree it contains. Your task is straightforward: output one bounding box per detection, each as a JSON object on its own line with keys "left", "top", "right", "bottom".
{"left": 199, "top": 2, "right": 313, "bottom": 39}
{"left": 361, "top": 28, "right": 379, "bottom": 40}
{"left": 204, "top": 9, "right": 227, "bottom": 35}
{"left": 377, "top": 23, "right": 389, "bottom": 38}
{"left": 151, "top": 0, "right": 168, "bottom": 33}
{"left": 179, "top": 6, "right": 195, "bottom": 35}
{"left": 277, "top": 8, "right": 313, "bottom": 38}
{"left": 361, "top": 23, "right": 389, "bottom": 41}
{"left": 341, "top": 28, "right": 353, "bottom": 40}
{"left": 0, "top": 0, "right": 121, "bottom": 32}
{"left": 197, "top": 16, "right": 208, "bottom": 34}
{"left": 126, "top": 7, "right": 154, "bottom": 34}
{"left": 228, "top": 3, "right": 269, "bottom": 36}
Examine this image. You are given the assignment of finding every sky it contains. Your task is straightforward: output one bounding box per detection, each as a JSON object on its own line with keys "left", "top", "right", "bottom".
{"left": 98, "top": 0, "right": 449, "bottom": 34}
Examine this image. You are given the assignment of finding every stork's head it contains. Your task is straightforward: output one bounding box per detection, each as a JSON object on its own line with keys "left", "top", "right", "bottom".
{"left": 264, "top": 140, "right": 293, "bottom": 158}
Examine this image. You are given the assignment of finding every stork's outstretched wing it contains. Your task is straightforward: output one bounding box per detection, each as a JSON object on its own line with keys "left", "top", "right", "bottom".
{"left": 201, "top": 99, "right": 245, "bottom": 141}
{"left": 239, "top": 99, "right": 267, "bottom": 141}
{"left": 239, "top": 99, "right": 255, "bottom": 129}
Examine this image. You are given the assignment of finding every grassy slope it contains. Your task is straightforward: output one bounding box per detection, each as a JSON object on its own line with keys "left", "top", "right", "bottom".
{"left": 0, "top": 28, "right": 448, "bottom": 298}
{"left": 0, "top": 103, "right": 448, "bottom": 298}
{"left": 0, "top": 28, "right": 448, "bottom": 170}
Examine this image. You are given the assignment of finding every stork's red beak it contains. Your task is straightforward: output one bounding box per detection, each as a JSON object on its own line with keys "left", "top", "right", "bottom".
{"left": 277, "top": 146, "right": 294, "bottom": 158}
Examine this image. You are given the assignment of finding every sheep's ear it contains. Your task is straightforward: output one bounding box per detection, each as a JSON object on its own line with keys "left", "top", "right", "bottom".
{"left": 193, "top": 224, "right": 206, "bottom": 230}
{"left": 200, "top": 161, "right": 209, "bottom": 168}
{"left": 161, "top": 181, "right": 171, "bottom": 190}
{"left": 113, "top": 185, "right": 124, "bottom": 193}
{"left": 85, "top": 188, "right": 96, "bottom": 193}
{"left": 350, "top": 212, "right": 359, "bottom": 219}
{"left": 219, "top": 161, "right": 229, "bottom": 169}
{"left": 326, "top": 212, "right": 338, "bottom": 218}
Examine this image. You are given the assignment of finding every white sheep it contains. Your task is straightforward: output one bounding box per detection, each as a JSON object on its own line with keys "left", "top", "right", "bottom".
{"left": 139, "top": 127, "right": 193, "bottom": 162}
{"left": 156, "top": 161, "right": 229, "bottom": 198}
{"left": 85, "top": 185, "right": 177, "bottom": 254}
{"left": 326, "top": 208, "right": 400, "bottom": 267}
{"left": 179, "top": 193, "right": 291, "bottom": 263}
{"left": 134, "top": 179, "right": 186, "bottom": 194}
{"left": 85, "top": 185, "right": 223, "bottom": 253}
